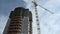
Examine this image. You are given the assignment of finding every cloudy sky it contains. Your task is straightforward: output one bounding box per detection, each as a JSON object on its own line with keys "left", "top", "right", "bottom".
{"left": 0, "top": 0, "right": 60, "bottom": 34}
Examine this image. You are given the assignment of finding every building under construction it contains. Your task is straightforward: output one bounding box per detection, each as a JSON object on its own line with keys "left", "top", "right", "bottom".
{"left": 3, "top": 7, "right": 32, "bottom": 34}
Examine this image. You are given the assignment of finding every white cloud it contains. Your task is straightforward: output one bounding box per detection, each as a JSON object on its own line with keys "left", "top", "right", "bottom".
{"left": 44, "top": 0, "right": 60, "bottom": 13}
{"left": 40, "top": 0, "right": 60, "bottom": 33}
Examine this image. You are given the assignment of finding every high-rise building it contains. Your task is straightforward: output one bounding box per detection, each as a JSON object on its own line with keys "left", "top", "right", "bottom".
{"left": 3, "top": 7, "right": 32, "bottom": 34}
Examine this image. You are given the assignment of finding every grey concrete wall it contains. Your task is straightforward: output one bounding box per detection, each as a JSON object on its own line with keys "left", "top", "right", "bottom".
{"left": 21, "top": 17, "right": 29, "bottom": 34}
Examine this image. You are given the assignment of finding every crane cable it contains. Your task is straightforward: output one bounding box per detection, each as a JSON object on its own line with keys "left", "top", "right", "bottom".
{"left": 39, "top": 5, "right": 54, "bottom": 14}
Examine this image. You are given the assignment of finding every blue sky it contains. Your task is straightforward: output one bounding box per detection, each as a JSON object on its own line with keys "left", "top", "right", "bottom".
{"left": 0, "top": 0, "right": 60, "bottom": 34}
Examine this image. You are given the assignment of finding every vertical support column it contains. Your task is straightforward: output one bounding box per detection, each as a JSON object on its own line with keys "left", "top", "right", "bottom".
{"left": 29, "top": 21, "right": 32, "bottom": 34}
{"left": 21, "top": 17, "right": 29, "bottom": 34}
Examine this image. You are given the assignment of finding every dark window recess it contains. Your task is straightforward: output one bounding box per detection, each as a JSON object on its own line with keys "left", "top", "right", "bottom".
{"left": 8, "top": 31, "right": 21, "bottom": 33}
{"left": 29, "top": 19, "right": 32, "bottom": 21}
{"left": 10, "top": 25, "right": 21, "bottom": 26}
{"left": 9, "top": 28, "right": 21, "bottom": 29}
{"left": 11, "top": 19, "right": 22, "bottom": 21}
{"left": 10, "top": 22, "right": 22, "bottom": 24}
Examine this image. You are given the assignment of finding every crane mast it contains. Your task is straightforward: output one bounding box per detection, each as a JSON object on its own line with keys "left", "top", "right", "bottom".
{"left": 32, "top": 0, "right": 41, "bottom": 34}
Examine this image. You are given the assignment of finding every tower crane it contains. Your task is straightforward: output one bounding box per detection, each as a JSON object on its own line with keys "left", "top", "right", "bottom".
{"left": 32, "top": 0, "right": 54, "bottom": 34}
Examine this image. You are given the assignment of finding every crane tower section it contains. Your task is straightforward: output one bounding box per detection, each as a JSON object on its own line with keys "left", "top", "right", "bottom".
{"left": 32, "top": 0, "right": 41, "bottom": 34}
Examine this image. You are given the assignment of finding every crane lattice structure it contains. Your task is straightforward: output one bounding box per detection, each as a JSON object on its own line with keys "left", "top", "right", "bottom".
{"left": 32, "top": 0, "right": 54, "bottom": 34}
{"left": 32, "top": 0, "right": 41, "bottom": 34}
